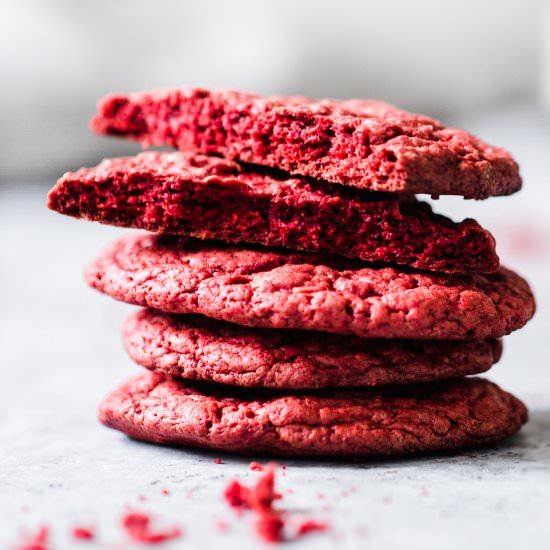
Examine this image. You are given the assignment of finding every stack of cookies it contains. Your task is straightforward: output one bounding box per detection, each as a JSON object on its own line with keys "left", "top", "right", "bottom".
{"left": 48, "top": 89, "right": 536, "bottom": 458}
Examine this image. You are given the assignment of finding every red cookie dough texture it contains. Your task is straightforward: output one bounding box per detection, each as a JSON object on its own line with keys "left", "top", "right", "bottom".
{"left": 48, "top": 151, "right": 499, "bottom": 273}
{"left": 99, "top": 372, "right": 528, "bottom": 457}
{"left": 86, "top": 234, "right": 535, "bottom": 340}
{"left": 123, "top": 309, "right": 502, "bottom": 389}
{"left": 91, "top": 88, "right": 521, "bottom": 199}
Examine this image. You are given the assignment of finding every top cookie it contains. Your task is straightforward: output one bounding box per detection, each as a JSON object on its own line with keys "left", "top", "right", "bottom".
{"left": 91, "top": 88, "right": 521, "bottom": 199}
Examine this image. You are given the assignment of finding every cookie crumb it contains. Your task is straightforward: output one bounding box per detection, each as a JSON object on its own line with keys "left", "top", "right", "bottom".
{"left": 161, "top": 489, "right": 170, "bottom": 496}
{"left": 121, "top": 512, "right": 182, "bottom": 544}
{"left": 224, "top": 480, "right": 251, "bottom": 510}
{"left": 297, "top": 520, "right": 329, "bottom": 536}
{"left": 214, "top": 458, "right": 223, "bottom": 465}
{"left": 250, "top": 468, "right": 279, "bottom": 509}
{"left": 249, "top": 461, "right": 264, "bottom": 471}
{"left": 223, "top": 466, "right": 327, "bottom": 543}
{"left": 15, "top": 526, "right": 49, "bottom": 550}
{"left": 71, "top": 526, "right": 95, "bottom": 541}
{"left": 224, "top": 467, "right": 283, "bottom": 542}
{"left": 255, "top": 512, "right": 284, "bottom": 543}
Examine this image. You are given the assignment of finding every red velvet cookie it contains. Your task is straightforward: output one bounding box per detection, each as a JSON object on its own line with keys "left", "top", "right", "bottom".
{"left": 99, "top": 372, "right": 527, "bottom": 457}
{"left": 48, "top": 152, "right": 499, "bottom": 273}
{"left": 124, "top": 309, "right": 502, "bottom": 389}
{"left": 86, "top": 234, "right": 535, "bottom": 340}
{"left": 91, "top": 88, "right": 521, "bottom": 199}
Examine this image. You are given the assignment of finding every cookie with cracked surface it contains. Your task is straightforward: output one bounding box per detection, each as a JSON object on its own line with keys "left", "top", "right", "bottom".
{"left": 123, "top": 309, "right": 502, "bottom": 389}
{"left": 99, "top": 372, "right": 528, "bottom": 457}
{"left": 48, "top": 151, "right": 499, "bottom": 273}
{"left": 86, "top": 234, "right": 535, "bottom": 340}
{"left": 91, "top": 88, "right": 521, "bottom": 199}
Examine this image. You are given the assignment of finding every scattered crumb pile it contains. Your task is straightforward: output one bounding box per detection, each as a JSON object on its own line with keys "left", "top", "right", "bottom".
{"left": 14, "top": 463, "right": 329, "bottom": 547}
{"left": 224, "top": 463, "right": 329, "bottom": 543}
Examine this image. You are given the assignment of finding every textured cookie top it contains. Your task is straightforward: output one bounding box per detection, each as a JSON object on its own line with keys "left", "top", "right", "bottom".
{"left": 99, "top": 373, "right": 528, "bottom": 457}
{"left": 91, "top": 88, "right": 521, "bottom": 198}
{"left": 124, "top": 309, "right": 501, "bottom": 389}
{"left": 49, "top": 151, "right": 499, "bottom": 273}
{"left": 86, "top": 234, "right": 535, "bottom": 339}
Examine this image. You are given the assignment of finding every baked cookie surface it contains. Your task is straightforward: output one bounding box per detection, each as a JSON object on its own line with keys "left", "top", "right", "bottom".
{"left": 86, "top": 234, "right": 535, "bottom": 339}
{"left": 91, "top": 88, "right": 521, "bottom": 198}
{"left": 99, "top": 373, "right": 527, "bottom": 457}
{"left": 124, "top": 309, "right": 502, "bottom": 389}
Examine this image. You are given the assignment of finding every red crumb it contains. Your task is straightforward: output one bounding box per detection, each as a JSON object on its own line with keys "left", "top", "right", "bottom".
{"left": 224, "top": 467, "right": 279, "bottom": 512}
{"left": 161, "top": 489, "right": 170, "bottom": 496}
{"left": 185, "top": 490, "right": 193, "bottom": 499}
{"left": 223, "top": 466, "right": 328, "bottom": 544}
{"left": 215, "top": 520, "right": 230, "bottom": 533}
{"left": 317, "top": 492, "right": 325, "bottom": 500}
{"left": 138, "top": 495, "right": 147, "bottom": 502}
{"left": 72, "top": 526, "right": 95, "bottom": 541}
{"left": 224, "top": 480, "right": 252, "bottom": 510}
{"left": 281, "top": 465, "right": 286, "bottom": 470}
{"left": 250, "top": 468, "right": 278, "bottom": 510}
{"left": 224, "top": 468, "right": 282, "bottom": 542}
{"left": 297, "top": 520, "right": 329, "bottom": 536}
{"left": 15, "top": 526, "right": 49, "bottom": 550}
{"left": 255, "top": 512, "right": 285, "bottom": 543}
{"left": 250, "top": 462, "right": 265, "bottom": 471}
{"left": 420, "top": 487, "right": 429, "bottom": 497}
{"left": 286, "top": 488, "right": 294, "bottom": 495}
{"left": 382, "top": 496, "right": 392, "bottom": 505}
{"left": 214, "top": 458, "right": 223, "bottom": 464}
{"left": 122, "top": 512, "right": 182, "bottom": 544}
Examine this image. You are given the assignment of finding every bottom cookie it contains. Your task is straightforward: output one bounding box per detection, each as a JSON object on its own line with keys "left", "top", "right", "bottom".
{"left": 123, "top": 310, "right": 502, "bottom": 389}
{"left": 99, "top": 373, "right": 527, "bottom": 457}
